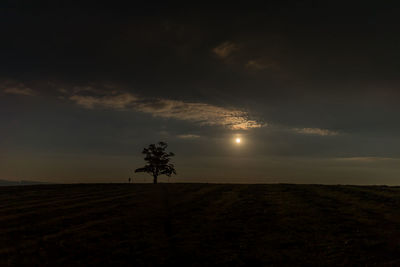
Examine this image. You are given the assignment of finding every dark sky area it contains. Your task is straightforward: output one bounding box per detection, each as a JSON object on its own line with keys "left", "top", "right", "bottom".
{"left": 1, "top": 3, "right": 400, "bottom": 184}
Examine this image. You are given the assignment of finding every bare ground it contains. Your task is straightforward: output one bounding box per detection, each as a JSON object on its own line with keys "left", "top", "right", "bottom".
{"left": 1, "top": 183, "right": 400, "bottom": 266}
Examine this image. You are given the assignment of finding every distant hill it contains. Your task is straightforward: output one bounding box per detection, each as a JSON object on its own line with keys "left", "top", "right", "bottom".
{"left": 0, "top": 179, "right": 50, "bottom": 186}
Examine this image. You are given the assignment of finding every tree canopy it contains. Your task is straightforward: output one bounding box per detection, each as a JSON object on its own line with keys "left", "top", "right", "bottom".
{"left": 135, "top": 142, "right": 176, "bottom": 184}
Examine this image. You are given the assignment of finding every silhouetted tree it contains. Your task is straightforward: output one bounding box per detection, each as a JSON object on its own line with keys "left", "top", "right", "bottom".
{"left": 135, "top": 142, "right": 176, "bottom": 184}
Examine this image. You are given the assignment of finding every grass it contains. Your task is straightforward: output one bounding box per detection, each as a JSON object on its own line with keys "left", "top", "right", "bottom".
{"left": 1, "top": 183, "right": 400, "bottom": 266}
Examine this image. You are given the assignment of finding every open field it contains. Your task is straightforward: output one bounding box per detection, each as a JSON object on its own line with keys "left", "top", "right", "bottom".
{"left": 1, "top": 183, "right": 400, "bottom": 266}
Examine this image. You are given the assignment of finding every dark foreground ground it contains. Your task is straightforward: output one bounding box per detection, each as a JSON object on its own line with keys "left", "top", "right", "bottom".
{"left": 1, "top": 184, "right": 400, "bottom": 266}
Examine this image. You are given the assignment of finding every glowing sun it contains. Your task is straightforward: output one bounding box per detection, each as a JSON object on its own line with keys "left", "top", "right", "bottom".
{"left": 235, "top": 138, "right": 241, "bottom": 144}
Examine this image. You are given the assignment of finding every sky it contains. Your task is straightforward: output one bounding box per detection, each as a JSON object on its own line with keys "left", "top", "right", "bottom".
{"left": 1, "top": 3, "right": 400, "bottom": 184}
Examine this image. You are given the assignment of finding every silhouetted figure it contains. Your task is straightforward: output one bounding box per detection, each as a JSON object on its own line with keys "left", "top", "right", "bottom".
{"left": 128, "top": 177, "right": 131, "bottom": 183}
{"left": 135, "top": 141, "right": 176, "bottom": 184}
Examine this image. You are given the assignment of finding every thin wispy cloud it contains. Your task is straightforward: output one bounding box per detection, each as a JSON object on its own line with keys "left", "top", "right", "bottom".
{"left": 213, "top": 41, "right": 239, "bottom": 59}
{"left": 135, "top": 99, "right": 262, "bottom": 130}
{"left": 293, "top": 127, "right": 339, "bottom": 136}
{"left": 177, "top": 134, "right": 201, "bottom": 139}
{"left": 245, "top": 59, "right": 277, "bottom": 71}
{"left": 69, "top": 93, "right": 137, "bottom": 109}
{"left": 69, "top": 91, "right": 263, "bottom": 130}
{"left": 334, "top": 157, "right": 400, "bottom": 163}
{"left": 2, "top": 83, "right": 36, "bottom": 96}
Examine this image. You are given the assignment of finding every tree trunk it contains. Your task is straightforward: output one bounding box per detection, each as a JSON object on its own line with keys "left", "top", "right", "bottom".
{"left": 153, "top": 175, "right": 158, "bottom": 184}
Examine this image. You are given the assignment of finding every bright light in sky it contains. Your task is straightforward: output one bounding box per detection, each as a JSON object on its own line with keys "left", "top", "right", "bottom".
{"left": 235, "top": 138, "right": 241, "bottom": 144}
